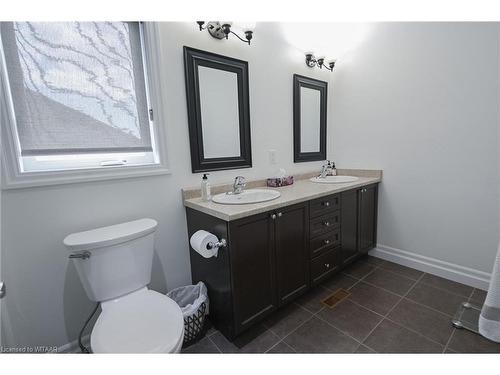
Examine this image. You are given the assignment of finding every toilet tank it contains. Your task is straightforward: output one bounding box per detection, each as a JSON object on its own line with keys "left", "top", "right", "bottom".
{"left": 64, "top": 218, "right": 158, "bottom": 302}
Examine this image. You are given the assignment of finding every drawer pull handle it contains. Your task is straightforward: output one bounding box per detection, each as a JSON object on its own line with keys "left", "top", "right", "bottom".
{"left": 325, "top": 263, "right": 330, "bottom": 268}
{"left": 270, "top": 214, "right": 277, "bottom": 220}
{"left": 323, "top": 221, "right": 330, "bottom": 227}
{"left": 323, "top": 201, "right": 330, "bottom": 207}
{"left": 277, "top": 212, "right": 283, "bottom": 217}
{"left": 324, "top": 239, "right": 330, "bottom": 245}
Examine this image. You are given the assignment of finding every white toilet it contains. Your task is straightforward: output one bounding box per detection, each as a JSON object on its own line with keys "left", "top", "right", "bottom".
{"left": 64, "top": 218, "right": 185, "bottom": 353}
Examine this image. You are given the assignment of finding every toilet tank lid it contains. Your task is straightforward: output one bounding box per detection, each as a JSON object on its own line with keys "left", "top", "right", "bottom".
{"left": 64, "top": 218, "right": 158, "bottom": 251}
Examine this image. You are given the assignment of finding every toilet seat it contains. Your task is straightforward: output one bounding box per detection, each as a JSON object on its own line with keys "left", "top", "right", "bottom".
{"left": 91, "top": 288, "right": 184, "bottom": 353}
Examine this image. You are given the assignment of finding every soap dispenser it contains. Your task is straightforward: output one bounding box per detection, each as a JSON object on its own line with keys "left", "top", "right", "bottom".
{"left": 331, "top": 161, "right": 337, "bottom": 176}
{"left": 201, "top": 173, "right": 211, "bottom": 202}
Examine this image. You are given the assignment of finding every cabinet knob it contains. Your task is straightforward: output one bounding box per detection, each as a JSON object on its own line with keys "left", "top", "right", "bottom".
{"left": 323, "top": 221, "right": 330, "bottom": 227}
{"left": 324, "top": 239, "right": 330, "bottom": 245}
{"left": 325, "top": 263, "right": 330, "bottom": 268}
{"left": 270, "top": 214, "right": 277, "bottom": 220}
{"left": 277, "top": 212, "right": 283, "bottom": 217}
{"left": 324, "top": 201, "right": 330, "bottom": 207}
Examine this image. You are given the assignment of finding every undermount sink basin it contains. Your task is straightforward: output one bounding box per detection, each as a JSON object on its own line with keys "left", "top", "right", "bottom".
{"left": 212, "top": 189, "right": 281, "bottom": 205}
{"left": 310, "top": 175, "right": 359, "bottom": 184}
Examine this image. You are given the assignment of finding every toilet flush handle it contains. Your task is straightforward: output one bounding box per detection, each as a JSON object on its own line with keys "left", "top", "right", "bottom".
{"left": 69, "top": 251, "right": 91, "bottom": 260}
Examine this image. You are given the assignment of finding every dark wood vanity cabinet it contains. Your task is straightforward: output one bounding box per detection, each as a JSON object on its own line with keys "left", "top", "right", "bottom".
{"left": 341, "top": 184, "right": 378, "bottom": 266}
{"left": 274, "top": 203, "right": 309, "bottom": 305}
{"left": 228, "top": 212, "right": 277, "bottom": 333}
{"left": 229, "top": 202, "right": 309, "bottom": 333}
{"left": 309, "top": 195, "right": 342, "bottom": 286}
{"left": 359, "top": 185, "right": 378, "bottom": 253}
{"left": 186, "top": 184, "right": 378, "bottom": 341}
{"left": 186, "top": 202, "right": 309, "bottom": 339}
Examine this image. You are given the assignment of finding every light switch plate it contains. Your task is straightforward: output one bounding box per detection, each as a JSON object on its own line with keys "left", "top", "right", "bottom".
{"left": 268, "top": 149, "right": 277, "bottom": 165}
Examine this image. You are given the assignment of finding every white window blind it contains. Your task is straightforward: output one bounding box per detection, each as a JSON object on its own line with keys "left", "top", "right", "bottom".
{"left": 1, "top": 21, "right": 154, "bottom": 157}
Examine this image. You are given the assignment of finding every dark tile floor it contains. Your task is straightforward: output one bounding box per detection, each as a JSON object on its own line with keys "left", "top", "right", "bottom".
{"left": 182, "top": 255, "right": 500, "bottom": 354}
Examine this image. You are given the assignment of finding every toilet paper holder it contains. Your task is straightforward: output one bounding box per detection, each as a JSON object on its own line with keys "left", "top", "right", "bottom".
{"left": 207, "top": 238, "right": 227, "bottom": 250}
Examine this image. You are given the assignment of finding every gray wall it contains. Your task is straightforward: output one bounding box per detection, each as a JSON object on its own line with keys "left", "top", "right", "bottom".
{"left": 331, "top": 23, "right": 500, "bottom": 272}
{"left": 0, "top": 22, "right": 333, "bottom": 348}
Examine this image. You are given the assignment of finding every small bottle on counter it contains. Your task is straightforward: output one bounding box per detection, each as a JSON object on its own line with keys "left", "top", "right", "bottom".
{"left": 331, "top": 161, "right": 337, "bottom": 176}
{"left": 201, "top": 173, "right": 211, "bottom": 202}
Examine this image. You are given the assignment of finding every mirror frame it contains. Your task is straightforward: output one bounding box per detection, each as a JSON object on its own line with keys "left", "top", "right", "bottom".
{"left": 184, "top": 46, "right": 252, "bottom": 173}
{"left": 293, "top": 74, "right": 327, "bottom": 163}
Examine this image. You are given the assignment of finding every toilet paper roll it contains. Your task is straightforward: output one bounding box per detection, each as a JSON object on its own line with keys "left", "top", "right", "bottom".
{"left": 190, "top": 230, "right": 219, "bottom": 258}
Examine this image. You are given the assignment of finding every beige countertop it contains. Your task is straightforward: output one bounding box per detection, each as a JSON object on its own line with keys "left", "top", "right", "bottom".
{"left": 182, "top": 169, "right": 382, "bottom": 221}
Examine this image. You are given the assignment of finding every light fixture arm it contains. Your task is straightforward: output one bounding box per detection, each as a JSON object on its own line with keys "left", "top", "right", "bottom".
{"left": 196, "top": 21, "right": 253, "bottom": 45}
{"left": 229, "top": 30, "right": 252, "bottom": 45}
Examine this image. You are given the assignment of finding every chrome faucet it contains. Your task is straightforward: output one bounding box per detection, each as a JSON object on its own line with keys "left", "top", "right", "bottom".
{"left": 318, "top": 160, "right": 336, "bottom": 178}
{"left": 232, "top": 176, "right": 246, "bottom": 194}
{"left": 319, "top": 161, "right": 330, "bottom": 178}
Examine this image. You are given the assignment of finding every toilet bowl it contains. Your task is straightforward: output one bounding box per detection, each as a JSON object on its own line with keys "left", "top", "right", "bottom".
{"left": 64, "top": 218, "right": 184, "bottom": 353}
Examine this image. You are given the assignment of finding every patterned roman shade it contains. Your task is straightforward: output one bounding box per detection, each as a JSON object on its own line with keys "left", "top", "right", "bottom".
{"left": 1, "top": 21, "right": 153, "bottom": 156}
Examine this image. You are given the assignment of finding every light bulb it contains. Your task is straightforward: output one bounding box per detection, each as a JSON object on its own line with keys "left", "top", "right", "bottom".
{"left": 237, "top": 22, "right": 256, "bottom": 32}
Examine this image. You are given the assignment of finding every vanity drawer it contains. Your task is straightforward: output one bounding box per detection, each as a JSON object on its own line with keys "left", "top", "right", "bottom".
{"left": 310, "top": 194, "right": 340, "bottom": 218}
{"left": 310, "top": 210, "right": 340, "bottom": 238}
{"left": 310, "top": 247, "right": 341, "bottom": 286}
{"left": 310, "top": 227, "right": 340, "bottom": 258}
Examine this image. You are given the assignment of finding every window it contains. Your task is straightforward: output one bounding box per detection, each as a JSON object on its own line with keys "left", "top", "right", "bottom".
{"left": 0, "top": 22, "right": 168, "bottom": 188}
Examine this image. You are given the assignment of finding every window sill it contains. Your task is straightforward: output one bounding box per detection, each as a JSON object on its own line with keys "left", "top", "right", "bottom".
{"left": 1, "top": 163, "right": 171, "bottom": 190}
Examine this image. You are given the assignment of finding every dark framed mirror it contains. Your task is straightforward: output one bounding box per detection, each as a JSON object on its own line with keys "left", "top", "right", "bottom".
{"left": 184, "top": 46, "right": 252, "bottom": 173}
{"left": 293, "top": 74, "right": 327, "bottom": 162}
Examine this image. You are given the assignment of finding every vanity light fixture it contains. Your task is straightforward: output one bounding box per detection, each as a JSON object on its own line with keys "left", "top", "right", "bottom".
{"left": 305, "top": 53, "right": 336, "bottom": 72}
{"left": 196, "top": 21, "right": 254, "bottom": 45}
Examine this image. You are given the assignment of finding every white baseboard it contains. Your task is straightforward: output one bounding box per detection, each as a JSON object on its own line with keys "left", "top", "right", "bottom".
{"left": 370, "top": 244, "right": 491, "bottom": 291}
{"left": 57, "top": 334, "right": 90, "bottom": 354}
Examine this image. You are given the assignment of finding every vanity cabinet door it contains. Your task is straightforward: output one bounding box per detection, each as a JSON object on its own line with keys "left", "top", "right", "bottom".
{"left": 229, "top": 213, "right": 277, "bottom": 334}
{"left": 275, "top": 203, "right": 309, "bottom": 306}
{"left": 341, "top": 189, "right": 359, "bottom": 266}
{"left": 341, "top": 185, "right": 378, "bottom": 265}
{"left": 359, "top": 185, "right": 378, "bottom": 253}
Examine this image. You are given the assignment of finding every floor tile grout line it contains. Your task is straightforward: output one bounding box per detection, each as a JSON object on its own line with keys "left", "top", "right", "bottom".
{"left": 309, "top": 267, "right": 383, "bottom": 353}
{"left": 352, "top": 279, "right": 413, "bottom": 298}
{"left": 417, "top": 280, "right": 474, "bottom": 300}
{"left": 206, "top": 334, "right": 223, "bottom": 353}
{"left": 265, "top": 338, "right": 297, "bottom": 353}
{"left": 376, "top": 273, "right": 449, "bottom": 350}
{"left": 203, "top": 258, "right": 475, "bottom": 354}
{"left": 442, "top": 328, "right": 456, "bottom": 353}
{"left": 340, "top": 262, "right": 382, "bottom": 291}
{"left": 275, "top": 289, "right": 367, "bottom": 353}
{"left": 381, "top": 315, "right": 448, "bottom": 349}
{"left": 370, "top": 265, "right": 424, "bottom": 283}
{"left": 370, "top": 257, "right": 474, "bottom": 299}
{"left": 314, "top": 315, "right": 371, "bottom": 352}
{"left": 382, "top": 273, "right": 425, "bottom": 319}
{"left": 358, "top": 273, "right": 428, "bottom": 350}
{"left": 441, "top": 287, "right": 477, "bottom": 353}
{"left": 271, "top": 311, "right": 317, "bottom": 351}
{"left": 346, "top": 285, "right": 461, "bottom": 323}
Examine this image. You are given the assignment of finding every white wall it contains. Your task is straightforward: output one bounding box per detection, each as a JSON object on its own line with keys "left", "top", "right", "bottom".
{"left": 332, "top": 23, "right": 500, "bottom": 274}
{"left": 0, "top": 22, "right": 334, "bottom": 348}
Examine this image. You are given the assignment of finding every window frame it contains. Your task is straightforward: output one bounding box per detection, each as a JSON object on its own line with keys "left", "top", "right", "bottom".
{"left": 0, "top": 22, "right": 170, "bottom": 189}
